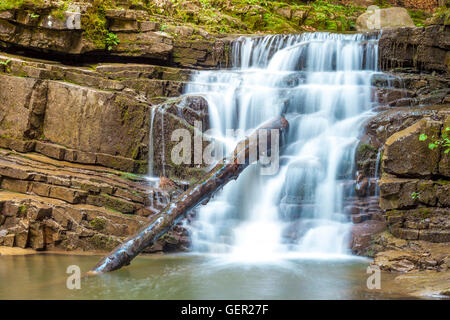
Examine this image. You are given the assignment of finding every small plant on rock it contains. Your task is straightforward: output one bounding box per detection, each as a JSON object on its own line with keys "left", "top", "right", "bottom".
{"left": 105, "top": 32, "right": 120, "bottom": 51}
{"left": 0, "top": 59, "right": 12, "bottom": 72}
{"left": 410, "top": 192, "right": 420, "bottom": 200}
{"left": 419, "top": 127, "right": 450, "bottom": 154}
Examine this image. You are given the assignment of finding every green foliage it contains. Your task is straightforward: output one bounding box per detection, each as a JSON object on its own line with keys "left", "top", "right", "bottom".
{"left": 419, "top": 127, "right": 450, "bottom": 154}
{"left": 18, "top": 204, "right": 28, "bottom": 214}
{"left": 147, "top": 0, "right": 365, "bottom": 34}
{"left": 408, "top": 9, "right": 431, "bottom": 27}
{"left": 373, "top": 0, "right": 391, "bottom": 8}
{"left": 50, "top": 0, "right": 71, "bottom": 21}
{"left": 89, "top": 218, "right": 106, "bottom": 231}
{"left": 117, "top": 171, "right": 142, "bottom": 181}
{"left": 410, "top": 192, "right": 420, "bottom": 200}
{"left": 81, "top": 0, "right": 122, "bottom": 51}
{"left": 29, "top": 12, "right": 40, "bottom": 18}
{"left": 105, "top": 32, "right": 120, "bottom": 51}
{"left": 0, "top": 59, "right": 12, "bottom": 72}
{"left": 429, "top": 4, "right": 450, "bottom": 25}
{"left": 0, "top": 0, "right": 44, "bottom": 11}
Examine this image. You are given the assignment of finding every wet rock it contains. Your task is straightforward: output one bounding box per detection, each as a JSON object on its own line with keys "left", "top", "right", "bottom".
{"left": 351, "top": 219, "right": 386, "bottom": 255}
{"left": 355, "top": 172, "right": 370, "bottom": 197}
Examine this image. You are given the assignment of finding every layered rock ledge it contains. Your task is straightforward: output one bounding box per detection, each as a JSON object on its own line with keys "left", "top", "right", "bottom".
{"left": 0, "top": 148, "right": 191, "bottom": 252}
{"left": 0, "top": 53, "right": 211, "bottom": 180}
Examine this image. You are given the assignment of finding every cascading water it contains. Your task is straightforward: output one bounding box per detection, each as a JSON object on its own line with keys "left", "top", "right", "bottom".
{"left": 183, "top": 33, "right": 383, "bottom": 261}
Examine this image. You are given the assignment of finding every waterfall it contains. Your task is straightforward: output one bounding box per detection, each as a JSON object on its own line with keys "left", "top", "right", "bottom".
{"left": 184, "top": 33, "right": 382, "bottom": 260}
{"left": 374, "top": 148, "right": 382, "bottom": 197}
{"left": 146, "top": 106, "right": 161, "bottom": 185}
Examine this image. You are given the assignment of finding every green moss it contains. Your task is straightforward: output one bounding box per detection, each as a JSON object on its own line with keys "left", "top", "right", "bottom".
{"left": 50, "top": 0, "right": 71, "bottom": 21}
{"left": 408, "top": 9, "right": 431, "bottom": 27}
{"left": 81, "top": 0, "right": 115, "bottom": 49}
{"left": 88, "top": 234, "right": 118, "bottom": 250}
{"left": 18, "top": 204, "right": 27, "bottom": 214}
{"left": 145, "top": 0, "right": 365, "bottom": 34}
{"left": 436, "top": 179, "right": 450, "bottom": 185}
{"left": 118, "top": 171, "right": 142, "bottom": 180}
{"left": 1, "top": 0, "right": 376, "bottom": 36}
{"left": 357, "top": 143, "right": 377, "bottom": 160}
{"left": 89, "top": 218, "right": 106, "bottom": 231}
{"left": 0, "top": 0, "right": 44, "bottom": 11}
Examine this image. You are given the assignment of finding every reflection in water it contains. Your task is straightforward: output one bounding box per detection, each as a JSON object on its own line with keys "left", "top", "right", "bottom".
{"left": 0, "top": 254, "right": 410, "bottom": 299}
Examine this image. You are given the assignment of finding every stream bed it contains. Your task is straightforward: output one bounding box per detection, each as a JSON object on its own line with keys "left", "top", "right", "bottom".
{"left": 0, "top": 253, "right": 421, "bottom": 299}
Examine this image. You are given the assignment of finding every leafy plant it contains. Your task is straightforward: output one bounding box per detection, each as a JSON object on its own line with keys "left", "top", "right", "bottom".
{"left": 410, "top": 192, "right": 420, "bottom": 200}
{"left": 105, "top": 32, "right": 120, "bottom": 51}
{"left": 419, "top": 127, "right": 450, "bottom": 154}
{"left": 0, "top": 59, "right": 12, "bottom": 72}
{"left": 81, "top": 0, "right": 113, "bottom": 49}
{"left": 29, "top": 12, "right": 40, "bottom": 19}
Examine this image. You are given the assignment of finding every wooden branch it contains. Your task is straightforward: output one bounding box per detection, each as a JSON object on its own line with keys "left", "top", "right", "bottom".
{"left": 89, "top": 116, "right": 289, "bottom": 274}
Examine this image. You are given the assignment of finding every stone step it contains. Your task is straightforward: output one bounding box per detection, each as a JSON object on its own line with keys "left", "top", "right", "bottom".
{"left": 0, "top": 190, "right": 147, "bottom": 251}
{"left": 0, "top": 150, "right": 171, "bottom": 214}
{"left": 0, "top": 54, "right": 188, "bottom": 102}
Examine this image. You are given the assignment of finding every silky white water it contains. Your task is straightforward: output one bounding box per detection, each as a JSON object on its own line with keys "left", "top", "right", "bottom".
{"left": 184, "top": 33, "right": 382, "bottom": 261}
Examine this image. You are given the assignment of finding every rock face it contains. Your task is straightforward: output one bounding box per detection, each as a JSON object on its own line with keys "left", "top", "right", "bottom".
{"left": 356, "top": 7, "right": 415, "bottom": 31}
{"left": 354, "top": 108, "right": 449, "bottom": 261}
{"left": 378, "top": 115, "right": 450, "bottom": 244}
{"left": 0, "top": 148, "right": 183, "bottom": 251}
{"left": 0, "top": 53, "right": 211, "bottom": 179}
{"left": 0, "top": 6, "right": 231, "bottom": 68}
{"left": 379, "top": 24, "right": 450, "bottom": 74}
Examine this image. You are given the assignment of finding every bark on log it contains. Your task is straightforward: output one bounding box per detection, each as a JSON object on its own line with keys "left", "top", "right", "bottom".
{"left": 90, "top": 116, "right": 289, "bottom": 274}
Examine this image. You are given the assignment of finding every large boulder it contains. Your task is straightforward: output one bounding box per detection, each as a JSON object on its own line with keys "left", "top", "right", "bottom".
{"left": 356, "top": 7, "right": 415, "bottom": 31}
{"left": 382, "top": 119, "right": 442, "bottom": 177}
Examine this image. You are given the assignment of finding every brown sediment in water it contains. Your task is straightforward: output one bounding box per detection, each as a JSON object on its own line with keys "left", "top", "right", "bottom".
{"left": 0, "top": 246, "right": 107, "bottom": 256}
{"left": 392, "top": 271, "right": 450, "bottom": 299}
{"left": 0, "top": 246, "right": 38, "bottom": 256}
{"left": 0, "top": 245, "right": 171, "bottom": 257}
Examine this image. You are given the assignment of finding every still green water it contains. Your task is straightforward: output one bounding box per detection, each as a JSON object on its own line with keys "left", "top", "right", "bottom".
{"left": 0, "top": 253, "right": 408, "bottom": 299}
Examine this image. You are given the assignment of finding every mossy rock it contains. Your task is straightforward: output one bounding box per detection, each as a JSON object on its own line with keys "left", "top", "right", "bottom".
{"left": 89, "top": 218, "right": 106, "bottom": 231}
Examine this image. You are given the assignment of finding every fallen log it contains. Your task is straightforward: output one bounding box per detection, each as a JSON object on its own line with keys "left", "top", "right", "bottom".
{"left": 90, "top": 116, "right": 289, "bottom": 274}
